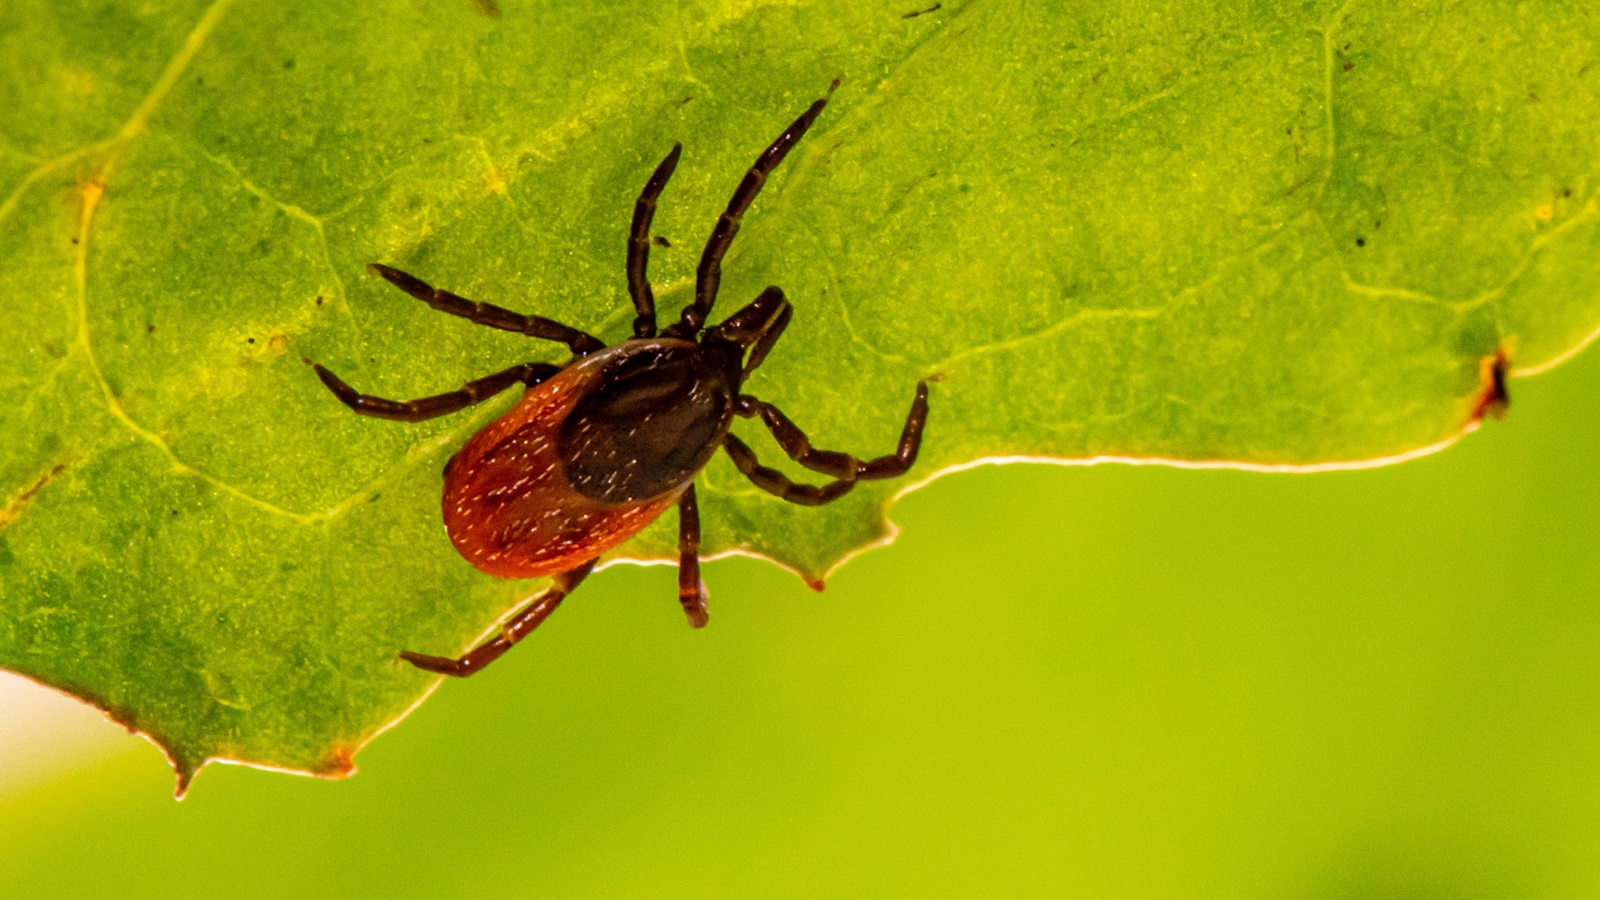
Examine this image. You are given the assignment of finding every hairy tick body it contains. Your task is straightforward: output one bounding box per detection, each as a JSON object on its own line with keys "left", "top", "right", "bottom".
{"left": 310, "top": 85, "right": 930, "bottom": 678}
{"left": 442, "top": 338, "right": 731, "bottom": 579}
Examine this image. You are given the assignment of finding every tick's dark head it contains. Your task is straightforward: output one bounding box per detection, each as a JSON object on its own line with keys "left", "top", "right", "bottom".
{"left": 702, "top": 286, "right": 793, "bottom": 386}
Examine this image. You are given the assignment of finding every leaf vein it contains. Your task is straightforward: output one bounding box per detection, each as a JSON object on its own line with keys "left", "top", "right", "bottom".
{"left": 110, "top": 0, "right": 238, "bottom": 151}
{"left": 928, "top": 306, "right": 1162, "bottom": 375}
{"left": 1315, "top": 0, "right": 1360, "bottom": 202}
{"left": 0, "top": 462, "right": 68, "bottom": 535}
{"left": 1459, "top": 183, "right": 1600, "bottom": 313}
{"left": 1340, "top": 274, "right": 1446, "bottom": 306}
{"left": 56, "top": 0, "right": 322, "bottom": 526}
{"left": 196, "top": 146, "right": 354, "bottom": 320}
{"left": 0, "top": 142, "right": 111, "bottom": 233}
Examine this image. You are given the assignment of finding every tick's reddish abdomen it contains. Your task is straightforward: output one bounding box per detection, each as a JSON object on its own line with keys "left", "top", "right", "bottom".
{"left": 441, "top": 349, "right": 685, "bottom": 579}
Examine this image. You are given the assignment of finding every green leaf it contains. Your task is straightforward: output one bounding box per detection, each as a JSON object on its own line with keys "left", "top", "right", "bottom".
{"left": 3, "top": 0, "right": 1597, "bottom": 791}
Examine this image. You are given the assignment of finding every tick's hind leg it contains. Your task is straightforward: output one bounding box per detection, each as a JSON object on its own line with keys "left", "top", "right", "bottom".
{"left": 723, "top": 382, "right": 929, "bottom": 505}
{"left": 676, "top": 485, "right": 709, "bottom": 628}
{"left": 401, "top": 560, "right": 597, "bottom": 677}
{"left": 722, "top": 433, "right": 854, "bottom": 505}
{"left": 310, "top": 361, "right": 559, "bottom": 423}
{"left": 368, "top": 263, "right": 605, "bottom": 356}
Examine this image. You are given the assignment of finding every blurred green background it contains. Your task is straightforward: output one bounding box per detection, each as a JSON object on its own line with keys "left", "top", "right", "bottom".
{"left": 2, "top": 341, "right": 1598, "bottom": 898}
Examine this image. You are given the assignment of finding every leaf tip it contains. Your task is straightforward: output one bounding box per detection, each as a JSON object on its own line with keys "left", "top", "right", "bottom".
{"left": 171, "top": 755, "right": 206, "bottom": 801}
{"left": 319, "top": 745, "right": 359, "bottom": 780}
{"left": 1470, "top": 348, "right": 1511, "bottom": 424}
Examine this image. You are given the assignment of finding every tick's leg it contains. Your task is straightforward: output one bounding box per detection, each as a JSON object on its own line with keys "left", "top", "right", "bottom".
{"left": 628, "top": 144, "right": 682, "bottom": 339}
{"left": 368, "top": 263, "right": 605, "bottom": 355}
{"left": 734, "top": 381, "right": 929, "bottom": 480}
{"left": 400, "top": 560, "right": 597, "bottom": 677}
{"left": 677, "top": 484, "right": 709, "bottom": 628}
{"left": 309, "top": 361, "right": 560, "bottom": 423}
{"left": 722, "top": 433, "right": 855, "bottom": 506}
{"left": 669, "top": 82, "right": 836, "bottom": 339}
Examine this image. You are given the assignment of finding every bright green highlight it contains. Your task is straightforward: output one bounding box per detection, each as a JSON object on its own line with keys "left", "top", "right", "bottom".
{"left": 1, "top": 0, "right": 1597, "bottom": 784}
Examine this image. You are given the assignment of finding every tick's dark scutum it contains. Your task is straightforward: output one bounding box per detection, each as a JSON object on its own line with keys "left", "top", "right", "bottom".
{"left": 559, "top": 340, "right": 733, "bottom": 504}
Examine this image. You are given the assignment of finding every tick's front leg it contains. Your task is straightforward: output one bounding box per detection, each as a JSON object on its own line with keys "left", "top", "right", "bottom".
{"left": 310, "top": 361, "right": 559, "bottom": 423}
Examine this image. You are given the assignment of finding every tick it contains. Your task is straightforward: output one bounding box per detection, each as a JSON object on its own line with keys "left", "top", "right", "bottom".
{"left": 310, "top": 87, "right": 929, "bottom": 677}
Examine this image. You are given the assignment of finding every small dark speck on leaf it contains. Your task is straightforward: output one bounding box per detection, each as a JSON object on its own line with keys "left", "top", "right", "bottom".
{"left": 315, "top": 295, "right": 324, "bottom": 305}
{"left": 1374, "top": 219, "right": 1382, "bottom": 229}
{"left": 1342, "top": 60, "right": 1354, "bottom": 72}
{"left": 421, "top": 137, "right": 431, "bottom": 144}
{"left": 146, "top": 325, "right": 155, "bottom": 334}
{"left": 653, "top": 235, "right": 671, "bottom": 248}
{"left": 680, "top": 96, "right": 694, "bottom": 105}
{"left": 1562, "top": 187, "right": 1573, "bottom": 198}
{"left": 369, "top": 493, "right": 382, "bottom": 503}
{"left": 902, "top": 3, "right": 941, "bottom": 18}
{"left": 471, "top": 0, "right": 502, "bottom": 17}
{"left": 283, "top": 58, "right": 295, "bottom": 70}
{"left": 195, "top": 76, "right": 203, "bottom": 86}
{"left": 247, "top": 337, "right": 255, "bottom": 344}
{"left": 1355, "top": 237, "right": 1366, "bottom": 247}
{"left": 70, "top": 238, "right": 78, "bottom": 245}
